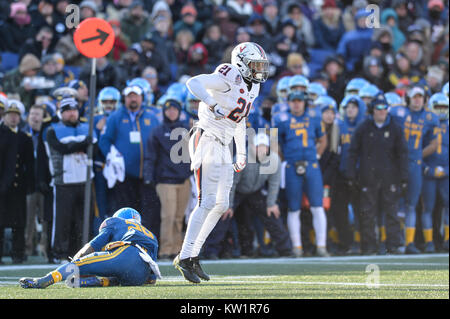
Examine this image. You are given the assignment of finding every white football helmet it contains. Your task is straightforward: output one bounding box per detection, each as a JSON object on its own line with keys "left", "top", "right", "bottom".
{"left": 231, "top": 42, "right": 269, "bottom": 83}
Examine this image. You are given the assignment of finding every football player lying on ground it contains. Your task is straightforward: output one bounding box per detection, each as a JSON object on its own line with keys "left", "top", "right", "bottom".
{"left": 173, "top": 42, "right": 269, "bottom": 284}
{"left": 19, "top": 208, "right": 161, "bottom": 288}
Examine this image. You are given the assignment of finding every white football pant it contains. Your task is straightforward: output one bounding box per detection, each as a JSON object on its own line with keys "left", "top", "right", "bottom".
{"left": 179, "top": 128, "right": 234, "bottom": 260}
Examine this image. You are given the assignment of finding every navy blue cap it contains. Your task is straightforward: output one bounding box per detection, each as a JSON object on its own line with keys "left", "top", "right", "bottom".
{"left": 370, "top": 93, "right": 388, "bottom": 110}
{"left": 163, "top": 98, "right": 182, "bottom": 111}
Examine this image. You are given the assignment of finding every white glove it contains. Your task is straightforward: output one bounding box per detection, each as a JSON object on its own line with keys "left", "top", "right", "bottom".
{"left": 233, "top": 153, "right": 246, "bottom": 172}
{"left": 209, "top": 103, "right": 226, "bottom": 120}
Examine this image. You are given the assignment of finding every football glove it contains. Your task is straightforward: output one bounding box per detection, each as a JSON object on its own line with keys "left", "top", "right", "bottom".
{"left": 233, "top": 153, "right": 246, "bottom": 172}
{"left": 209, "top": 103, "right": 226, "bottom": 120}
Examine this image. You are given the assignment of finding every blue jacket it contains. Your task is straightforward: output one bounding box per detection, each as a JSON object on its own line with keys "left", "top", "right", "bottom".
{"left": 337, "top": 12, "right": 373, "bottom": 72}
{"left": 43, "top": 119, "right": 97, "bottom": 185}
{"left": 99, "top": 106, "right": 159, "bottom": 179}
{"left": 143, "top": 103, "right": 191, "bottom": 184}
{"left": 338, "top": 98, "right": 367, "bottom": 174}
{"left": 313, "top": 16, "right": 346, "bottom": 50}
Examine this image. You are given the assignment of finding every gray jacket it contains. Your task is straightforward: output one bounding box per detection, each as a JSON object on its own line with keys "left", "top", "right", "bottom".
{"left": 229, "top": 152, "right": 281, "bottom": 209}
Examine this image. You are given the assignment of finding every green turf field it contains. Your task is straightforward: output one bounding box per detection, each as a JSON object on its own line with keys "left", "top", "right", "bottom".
{"left": 0, "top": 254, "right": 448, "bottom": 299}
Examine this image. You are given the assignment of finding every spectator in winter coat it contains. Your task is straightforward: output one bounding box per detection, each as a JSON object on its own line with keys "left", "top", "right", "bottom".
{"left": 322, "top": 55, "right": 347, "bottom": 105}
{"left": 380, "top": 8, "right": 406, "bottom": 52}
{"left": 212, "top": 5, "right": 239, "bottom": 45}
{"left": 284, "top": 2, "right": 315, "bottom": 48}
{"left": 149, "top": 15, "right": 177, "bottom": 65}
{"left": 19, "top": 26, "right": 56, "bottom": 62}
{"left": 140, "top": 33, "right": 172, "bottom": 86}
{"left": 120, "top": 1, "right": 153, "bottom": 44}
{"left": 337, "top": 9, "right": 373, "bottom": 74}
{"left": 262, "top": 1, "right": 281, "bottom": 36}
{"left": 0, "top": 2, "right": 34, "bottom": 53}
{"left": 143, "top": 99, "right": 191, "bottom": 260}
{"left": 392, "top": 0, "right": 415, "bottom": 36}
{"left": 178, "top": 43, "right": 210, "bottom": 78}
{"left": 313, "top": 0, "right": 345, "bottom": 51}
{"left": 2, "top": 54, "right": 42, "bottom": 111}
{"left": 79, "top": 57, "right": 121, "bottom": 95}
{"left": 387, "top": 51, "right": 423, "bottom": 95}
{"left": 226, "top": 0, "right": 254, "bottom": 26}
{"left": 202, "top": 23, "right": 229, "bottom": 70}
{"left": 247, "top": 14, "right": 274, "bottom": 54}
{"left": 173, "top": 4, "right": 203, "bottom": 42}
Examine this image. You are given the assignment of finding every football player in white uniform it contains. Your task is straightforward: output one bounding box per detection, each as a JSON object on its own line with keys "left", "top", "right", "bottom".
{"left": 173, "top": 42, "right": 269, "bottom": 283}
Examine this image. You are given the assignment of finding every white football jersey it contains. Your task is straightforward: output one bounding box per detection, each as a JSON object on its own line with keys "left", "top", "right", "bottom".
{"left": 187, "top": 63, "right": 260, "bottom": 146}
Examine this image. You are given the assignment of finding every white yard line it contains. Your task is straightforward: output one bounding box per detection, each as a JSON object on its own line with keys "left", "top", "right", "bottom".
{"left": 1, "top": 276, "right": 448, "bottom": 288}
{"left": 0, "top": 254, "right": 448, "bottom": 270}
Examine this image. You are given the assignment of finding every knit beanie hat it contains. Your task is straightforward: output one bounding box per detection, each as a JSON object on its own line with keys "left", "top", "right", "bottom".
{"left": 19, "top": 54, "right": 41, "bottom": 74}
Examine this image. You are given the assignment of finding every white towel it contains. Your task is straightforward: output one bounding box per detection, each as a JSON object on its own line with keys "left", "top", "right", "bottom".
{"left": 135, "top": 244, "right": 162, "bottom": 279}
{"left": 103, "top": 145, "right": 125, "bottom": 189}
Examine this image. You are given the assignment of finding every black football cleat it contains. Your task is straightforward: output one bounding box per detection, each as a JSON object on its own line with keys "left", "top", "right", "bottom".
{"left": 191, "top": 256, "right": 210, "bottom": 281}
{"left": 173, "top": 255, "right": 201, "bottom": 284}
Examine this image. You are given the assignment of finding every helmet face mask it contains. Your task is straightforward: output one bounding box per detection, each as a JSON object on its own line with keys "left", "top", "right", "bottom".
{"left": 100, "top": 99, "right": 118, "bottom": 114}
{"left": 231, "top": 42, "right": 269, "bottom": 83}
{"left": 98, "top": 86, "right": 121, "bottom": 115}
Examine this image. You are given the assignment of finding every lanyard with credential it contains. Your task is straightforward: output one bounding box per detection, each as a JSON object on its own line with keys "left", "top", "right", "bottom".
{"left": 128, "top": 110, "right": 141, "bottom": 144}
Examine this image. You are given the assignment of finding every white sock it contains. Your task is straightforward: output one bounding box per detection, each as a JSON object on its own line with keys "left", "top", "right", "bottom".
{"left": 179, "top": 204, "right": 210, "bottom": 260}
{"left": 311, "top": 206, "right": 327, "bottom": 247}
{"left": 287, "top": 210, "right": 302, "bottom": 248}
{"left": 191, "top": 209, "right": 224, "bottom": 257}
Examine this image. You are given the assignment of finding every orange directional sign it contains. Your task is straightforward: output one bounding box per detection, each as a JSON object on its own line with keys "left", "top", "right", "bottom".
{"left": 73, "top": 18, "right": 115, "bottom": 58}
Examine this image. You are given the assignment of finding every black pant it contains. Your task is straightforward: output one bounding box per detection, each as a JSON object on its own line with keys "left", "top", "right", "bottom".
{"left": 52, "top": 184, "right": 88, "bottom": 259}
{"left": 358, "top": 182, "right": 401, "bottom": 253}
{"left": 331, "top": 172, "right": 360, "bottom": 251}
{"left": 111, "top": 176, "right": 161, "bottom": 236}
{"left": 0, "top": 189, "right": 27, "bottom": 261}
{"left": 234, "top": 190, "right": 292, "bottom": 256}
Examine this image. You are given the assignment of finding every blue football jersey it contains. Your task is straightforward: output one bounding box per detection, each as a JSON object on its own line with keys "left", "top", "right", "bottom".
{"left": 276, "top": 110, "right": 325, "bottom": 163}
{"left": 391, "top": 107, "right": 439, "bottom": 161}
{"left": 424, "top": 120, "right": 449, "bottom": 168}
{"left": 89, "top": 217, "right": 158, "bottom": 260}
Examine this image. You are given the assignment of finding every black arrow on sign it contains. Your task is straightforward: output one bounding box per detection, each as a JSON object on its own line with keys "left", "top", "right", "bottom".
{"left": 81, "top": 28, "right": 110, "bottom": 45}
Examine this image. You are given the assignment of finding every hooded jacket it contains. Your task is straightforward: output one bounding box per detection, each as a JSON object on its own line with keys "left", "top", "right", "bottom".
{"left": 336, "top": 10, "right": 374, "bottom": 72}
{"left": 337, "top": 96, "right": 367, "bottom": 174}
{"left": 380, "top": 9, "right": 406, "bottom": 52}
